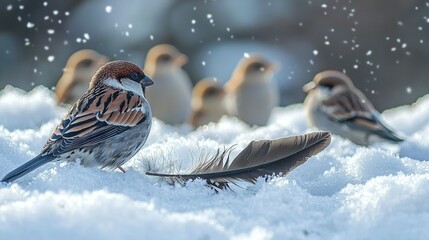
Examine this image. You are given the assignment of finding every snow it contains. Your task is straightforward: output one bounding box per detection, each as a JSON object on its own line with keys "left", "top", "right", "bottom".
{"left": 1, "top": 86, "right": 429, "bottom": 239}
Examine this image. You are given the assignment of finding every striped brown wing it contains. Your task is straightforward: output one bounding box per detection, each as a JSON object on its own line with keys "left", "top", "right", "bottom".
{"left": 43, "top": 87, "right": 148, "bottom": 156}
{"left": 321, "top": 87, "right": 375, "bottom": 121}
{"left": 321, "top": 87, "right": 392, "bottom": 133}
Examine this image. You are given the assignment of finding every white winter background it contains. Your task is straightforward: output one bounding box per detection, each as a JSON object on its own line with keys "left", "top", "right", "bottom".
{"left": 1, "top": 86, "right": 429, "bottom": 240}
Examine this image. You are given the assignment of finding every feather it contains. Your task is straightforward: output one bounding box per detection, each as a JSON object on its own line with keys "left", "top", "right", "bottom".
{"left": 146, "top": 131, "right": 331, "bottom": 189}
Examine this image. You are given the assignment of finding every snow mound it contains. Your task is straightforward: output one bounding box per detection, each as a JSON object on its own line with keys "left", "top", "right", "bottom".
{"left": 1, "top": 86, "right": 429, "bottom": 239}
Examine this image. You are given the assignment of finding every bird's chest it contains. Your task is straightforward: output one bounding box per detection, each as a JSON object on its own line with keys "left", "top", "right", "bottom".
{"left": 229, "top": 84, "right": 274, "bottom": 110}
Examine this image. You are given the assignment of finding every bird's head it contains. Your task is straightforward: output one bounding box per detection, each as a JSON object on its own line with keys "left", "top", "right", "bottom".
{"left": 192, "top": 79, "right": 225, "bottom": 110}
{"left": 64, "top": 49, "right": 109, "bottom": 82}
{"left": 303, "top": 70, "right": 354, "bottom": 94}
{"left": 230, "top": 54, "right": 279, "bottom": 87}
{"left": 90, "top": 60, "right": 154, "bottom": 97}
{"left": 144, "top": 44, "right": 188, "bottom": 75}
{"left": 195, "top": 79, "right": 224, "bottom": 99}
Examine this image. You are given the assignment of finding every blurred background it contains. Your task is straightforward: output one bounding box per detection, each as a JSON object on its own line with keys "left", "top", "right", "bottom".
{"left": 0, "top": 0, "right": 428, "bottom": 110}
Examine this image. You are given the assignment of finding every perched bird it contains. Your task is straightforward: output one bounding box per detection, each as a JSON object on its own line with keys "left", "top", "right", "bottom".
{"left": 2, "top": 61, "right": 154, "bottom": 182}
{"left": 303, "top": 70, "right": 404, "bottom": 146}
{"left": 190, "top": 78, "right": 227, "bottom": 128}
{"left": 144, "top": 44, "right": 192, "bottom": 125}
{"left": 55, "top": 49, "right": 109, "bottom": 105}
{"left": 147, "top": 131, "right": 331, "bottom": 190}
{"left": 224, "top": 54, "right": 279, "bottom": 126}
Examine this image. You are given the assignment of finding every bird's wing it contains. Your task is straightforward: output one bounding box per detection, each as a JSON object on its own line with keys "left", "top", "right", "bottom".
{"left": 43, "top": 87, "right": 149, "bottom": 155}
{"left": 321, "top": 88, "right": 403, "bottom": 141}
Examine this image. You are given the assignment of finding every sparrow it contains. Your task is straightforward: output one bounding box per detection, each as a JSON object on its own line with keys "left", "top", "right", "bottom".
{"left": 144, "top": 44, "right": 193, "bottom": 125}
{"left": 190, "top": 78, "right": 227, "bottom": 128}
{"left": 1, "top": 60, "right": 154, "bottom": 182}
{"left": 224, "top": 54, "right": 279, "bottom": 126}
{"left": 55, "top": 49, "right": 109, "bottom": 105}
{"left": 303, "top": 70, "right": 404, "bottom": 146}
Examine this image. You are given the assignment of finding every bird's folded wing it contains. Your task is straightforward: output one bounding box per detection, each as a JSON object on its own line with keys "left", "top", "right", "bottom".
{"left": 321, "top": 88, "right": 401, "bottom": 138}
{"left": 43, "top": 90, "right": 147, "bottom": 155}
{"left": 321, "top": 88, "right": 379, "bottom": 127}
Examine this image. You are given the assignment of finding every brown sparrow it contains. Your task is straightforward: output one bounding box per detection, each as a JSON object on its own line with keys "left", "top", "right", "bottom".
{"left": 303, "top": 70, "right": 404, "bottom": 146}
{"left": 2, "top": 61, "right": 154, "bottom": 182}
{"left": 144, "top": 44, "right": 192, "bottom": 125}
{"left": 55, "top": 49, "right": 109, "bottom": 105}
{"left": 224, "top": 54, "right": 279, "bottom": 126}
{"left": 190, "top": 78, "right": 227, "bottom": 128}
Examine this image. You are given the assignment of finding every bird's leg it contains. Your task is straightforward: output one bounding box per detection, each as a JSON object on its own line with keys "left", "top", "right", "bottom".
{"left": 118, "top": 166, "right": 126, "bottom": 173}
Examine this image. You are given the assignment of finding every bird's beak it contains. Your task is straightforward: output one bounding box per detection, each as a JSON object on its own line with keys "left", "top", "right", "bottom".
{"left": 141, "top": 75, "right": 154, "bottom": 87}
{"left": 303, "top": 81, "right": 316, "bottom": 93}
{"left": 173, "top": 54, "right": 188, "bottom": 66}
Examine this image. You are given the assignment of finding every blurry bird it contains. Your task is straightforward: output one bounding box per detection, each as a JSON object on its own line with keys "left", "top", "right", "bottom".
{"left": 147, "top": 131, "right": 331, "bottom": 190}
{"left": 144, "top": 44, "right": 192, "bottom": 125}
{"left": 303, "top": 70, "right": 404, "bottom": 146}
{"left": 224, "top": 54, "right": 279, "bottom": 126}
{"left": 1, "top": 61, "right": 154, "bottom": 182}
{"left": 55, "top": 49, "right": 109, "bottom": 105}
{"left": 190, "top": 78, "right": 227, "bottom": 128}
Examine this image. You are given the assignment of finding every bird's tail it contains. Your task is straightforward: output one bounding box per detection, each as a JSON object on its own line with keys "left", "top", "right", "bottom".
{"left": 1, "top": 154, "right": 55, "bottom": 183}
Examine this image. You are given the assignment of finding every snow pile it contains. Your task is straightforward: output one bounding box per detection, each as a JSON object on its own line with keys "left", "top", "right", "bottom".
{"left": 1, "top": 86, "right": 429, "bottom": 239}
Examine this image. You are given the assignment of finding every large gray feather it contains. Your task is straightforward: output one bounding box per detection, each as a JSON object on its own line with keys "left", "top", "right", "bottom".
{"left": 146, "top": 131, "right": 331, "bottom": 189}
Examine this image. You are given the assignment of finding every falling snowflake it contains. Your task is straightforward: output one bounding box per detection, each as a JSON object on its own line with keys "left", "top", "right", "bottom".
{"left": 406, "top": 87, "right": 412, "bottom": 94}
{"left": 27, "top": 22, "right": 35, "bottom": 28}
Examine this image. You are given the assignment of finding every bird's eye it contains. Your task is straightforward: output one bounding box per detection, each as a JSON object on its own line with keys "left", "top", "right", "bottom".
{"left": 319, "top": 79, "right": 337, "bottom": 89}
{"left": 249, "top": 63, "right": 265, "bottom": 72}
{"left": 78, "top": 59, "right": 93, "bottom": 68}
{"left": 130, "top": 72, "right": 139, "bottom": 81}
{"left": 320, "top": 83, "right": 334, "bottom": 89}
{"left": 158, "top": 54, "right": 172, "bottom": 62}
{"left": 205, "top": 87, "right": 218, "bottom": 96}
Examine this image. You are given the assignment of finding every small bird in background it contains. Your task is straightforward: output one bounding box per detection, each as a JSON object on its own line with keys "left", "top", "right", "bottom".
{"left": 303, "top": 70, "right": 404, "bottom": 146}
{"left": 144, "top": 44, "right": 193, "bottom": 125}
{"left": 1, "top": 61, "right": 154, "bottom": 182}
{"left": 190, "top": 78, "right": 227, "bottom": 128}
{"left": 55, "top": 49, "right": 109, "bottom": 105}
{"left": 224, "top": 54, "right": 279, "bottom": 126}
